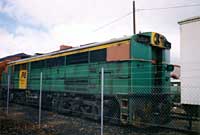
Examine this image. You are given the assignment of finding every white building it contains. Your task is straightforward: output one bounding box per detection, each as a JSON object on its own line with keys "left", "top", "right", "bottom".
{"left": 178, "top": 16, "right": 200, "bottom": 105}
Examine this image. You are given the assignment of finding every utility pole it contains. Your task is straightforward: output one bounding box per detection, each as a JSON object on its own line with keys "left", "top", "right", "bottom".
{"left": 133, "top": 1, "right": 136, "bottom": 34}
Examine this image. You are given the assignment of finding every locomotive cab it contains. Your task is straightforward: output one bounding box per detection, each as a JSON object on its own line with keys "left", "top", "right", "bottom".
{"left": 126, "top": 32, "right": 173, "bottom": 124}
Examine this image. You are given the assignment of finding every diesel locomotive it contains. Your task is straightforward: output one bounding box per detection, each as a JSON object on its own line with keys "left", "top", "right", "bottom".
{"left": 1, "top": 32, "right": 174, "bottom": 125}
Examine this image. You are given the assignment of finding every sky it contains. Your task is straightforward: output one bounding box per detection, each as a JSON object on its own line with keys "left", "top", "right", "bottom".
{"left": 0, "top": 0, "right": 200, "bottom": 64}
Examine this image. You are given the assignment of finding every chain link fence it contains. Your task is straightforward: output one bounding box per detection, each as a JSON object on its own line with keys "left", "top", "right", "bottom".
{"left": 0, "top": 64, "right": 199, "bottom": 135}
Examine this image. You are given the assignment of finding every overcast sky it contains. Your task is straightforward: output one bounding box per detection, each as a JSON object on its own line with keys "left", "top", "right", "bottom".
{"left": 0, "top": 0, "right": 200, "bottom": 64}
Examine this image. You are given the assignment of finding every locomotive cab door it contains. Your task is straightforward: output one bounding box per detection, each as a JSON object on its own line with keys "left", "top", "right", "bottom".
{"left": 19, "top": 63, "right": 28, "bottom": 89}
{"left": 152, "top": 47, "right": 163, "bottom": 93}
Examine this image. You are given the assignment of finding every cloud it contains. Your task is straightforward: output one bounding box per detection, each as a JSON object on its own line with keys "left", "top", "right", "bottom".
{"left": 0, "top": 0, "right": 134, "bottom": 58}
{"left": 2, "top": 0, "right": 133, "bottom": 28}
{"left": 0, "top": 23, "right": 116, "bottom": 57}
{"left": 0, "top": 27, "right": 59, "bottom": 57}
{"left": 1, "top": 0, "right": 200, "bottom": 61}
{"left": 50, "top": 24, "right": 96, "bottom": 45}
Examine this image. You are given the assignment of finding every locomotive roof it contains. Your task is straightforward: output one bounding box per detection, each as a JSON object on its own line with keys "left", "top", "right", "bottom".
{"left": 9, "top": 35, "right": 132, "bottom": 65}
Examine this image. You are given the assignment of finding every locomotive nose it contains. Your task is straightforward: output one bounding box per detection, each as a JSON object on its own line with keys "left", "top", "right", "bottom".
{"left": 151, "top": 32, "right": 171, "bottom": 49}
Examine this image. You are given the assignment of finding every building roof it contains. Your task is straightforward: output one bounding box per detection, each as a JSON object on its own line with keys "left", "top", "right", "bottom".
{"left": 178, "top": 16, "right": 200, "bottom": 25}
{"left": 0, "top": 53, "right": 31, "bottom": 62}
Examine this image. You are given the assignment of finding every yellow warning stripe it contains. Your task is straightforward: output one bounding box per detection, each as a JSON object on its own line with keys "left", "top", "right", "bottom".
{"left": 151, "top": 32, "right": 165, "bottom": 48}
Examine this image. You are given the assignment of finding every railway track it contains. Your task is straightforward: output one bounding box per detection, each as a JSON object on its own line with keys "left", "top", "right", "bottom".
{"left": 143, "top": 112, "right": 200, "bottom": 135}
{"left": 1, "top": 100, "right": 199, "bottom": 135}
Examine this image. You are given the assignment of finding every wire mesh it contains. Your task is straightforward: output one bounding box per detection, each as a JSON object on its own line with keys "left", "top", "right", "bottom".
{"left": 0, "top": 64, "right": 200, "bottom": 135}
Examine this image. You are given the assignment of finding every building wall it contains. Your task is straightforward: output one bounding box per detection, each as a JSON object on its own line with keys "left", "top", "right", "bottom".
{"left": 179, "top": 17, "right": 200, "bottom": 105}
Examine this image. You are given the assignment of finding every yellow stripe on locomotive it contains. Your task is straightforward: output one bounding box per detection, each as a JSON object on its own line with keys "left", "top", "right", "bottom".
{"left": 151, "top": 32, "right": 166, "bottom": 48}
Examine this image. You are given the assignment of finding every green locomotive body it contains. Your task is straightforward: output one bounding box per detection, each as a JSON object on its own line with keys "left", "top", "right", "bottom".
{"left": 1, "top": 32, "right": 173, "bottom": 124}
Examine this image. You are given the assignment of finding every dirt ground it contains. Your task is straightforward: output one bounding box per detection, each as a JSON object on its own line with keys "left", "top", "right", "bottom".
{"left": 0, "top": 101, "right": 198, "bottom": 135}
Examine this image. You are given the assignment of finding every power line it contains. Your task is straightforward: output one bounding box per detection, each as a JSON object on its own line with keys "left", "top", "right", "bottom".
{"left": 93, "top": 3, "right": 200, "bottom": 32}
{"left": 137, "top": 3, "right": 200, "bottom": 11}
{"left": 93, "top": 12, "right": 132, "bottom": 32}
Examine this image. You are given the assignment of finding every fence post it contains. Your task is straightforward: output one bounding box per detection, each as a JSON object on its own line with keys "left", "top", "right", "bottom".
{"left": 6, "top": 74, "right": 10, "bottom": 115}
{"left": 101, "top": 67, "right": 104, "bottom": 135}
{"left": 39, "top": 72, "right": 43, "bottom": 128}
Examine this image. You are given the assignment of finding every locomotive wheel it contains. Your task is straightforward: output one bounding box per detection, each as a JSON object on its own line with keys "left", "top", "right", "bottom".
{"left": 80, "top": 104, "right": 100, "bottom": 120}
{"left": 71, "top": 102, "right": 81, "bottom": 116}
{"left": 63, "top": 101, "right": 73, "bottom": 114}
{"left": 58, "top": 98, "right": 73, "bottom": 115}
{"left": 92, "top": 106, "right": 101, "bottom": 120}
{"left": 80, "top": 104, "right": 91, "bottom": 118}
